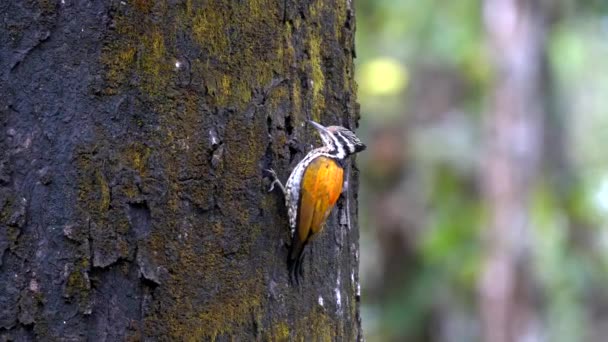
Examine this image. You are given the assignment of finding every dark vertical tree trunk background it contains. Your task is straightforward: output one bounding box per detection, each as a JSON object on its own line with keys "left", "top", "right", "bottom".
{"left": 0, "top": 0, "right": 362, "bottom": 340}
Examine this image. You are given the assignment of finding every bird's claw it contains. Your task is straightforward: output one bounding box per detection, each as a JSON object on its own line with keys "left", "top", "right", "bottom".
{"left": 268, "top": 179, "right": 278, "bottom": 193}
{"left": 265, "top": 168, "right": 286, "bottom": 195}
{"left": 265, "top": 168, "right": 277, "bottom": 178}
{"left": 266, "top": 168, "right": 277, "bottom": 193}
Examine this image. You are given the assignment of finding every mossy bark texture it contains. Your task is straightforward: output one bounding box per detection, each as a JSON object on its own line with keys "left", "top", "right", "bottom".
{"left": 0, "top": 0, "right": 361, "bottom": 340}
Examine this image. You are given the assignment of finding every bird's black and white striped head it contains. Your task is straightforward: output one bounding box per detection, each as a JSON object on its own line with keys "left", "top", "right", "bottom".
{"left": 309, "top": 120, "right": 366, "bottom": 159}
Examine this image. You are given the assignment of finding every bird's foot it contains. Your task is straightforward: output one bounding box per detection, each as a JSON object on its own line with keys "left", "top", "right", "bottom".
{"left": 265, "top": 168, "right": 286, "bottom": 195}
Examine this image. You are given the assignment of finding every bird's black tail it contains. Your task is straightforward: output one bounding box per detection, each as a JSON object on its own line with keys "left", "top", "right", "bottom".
{"left": 287, "top": 236, "right": 306, "bottom": 285}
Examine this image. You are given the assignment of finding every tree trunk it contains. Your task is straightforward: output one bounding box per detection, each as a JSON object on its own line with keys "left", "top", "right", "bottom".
{"left": 479, "top": 0, "right": 548, "bottom": 341}
{"left": 0, "top": 0, "right": 361, "bottom": 340}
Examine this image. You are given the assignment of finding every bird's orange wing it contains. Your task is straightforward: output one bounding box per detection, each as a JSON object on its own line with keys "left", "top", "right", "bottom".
{"left": 298, "top": 156, "right": 343, "bottom": 238}
{"left": 309, "top": 158, "right": 343, "bottom": 235}
{"left": 297, "top": 186, "right": 315, "bottom": 243}
{"left": 289, "top": 156, "right": 344, "bottom": 282}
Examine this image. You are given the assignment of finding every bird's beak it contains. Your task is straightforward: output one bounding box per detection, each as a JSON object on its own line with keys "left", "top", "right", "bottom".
{"left": 308, "top": 120, "right": 330, "bottom": 134}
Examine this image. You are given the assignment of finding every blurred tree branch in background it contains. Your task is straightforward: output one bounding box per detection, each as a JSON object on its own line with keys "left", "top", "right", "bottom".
{"left": 479, "top": 0, "right": 548, "bottom": 341}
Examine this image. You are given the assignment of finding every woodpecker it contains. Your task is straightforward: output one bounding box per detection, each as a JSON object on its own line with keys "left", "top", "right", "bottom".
{"left": 267, "top": 120, "right": 366, "bottom": 283}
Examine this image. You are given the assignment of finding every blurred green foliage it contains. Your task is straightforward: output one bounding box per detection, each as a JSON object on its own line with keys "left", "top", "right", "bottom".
{"left": 356, "top": 0, "right": 608, "bottom": 341}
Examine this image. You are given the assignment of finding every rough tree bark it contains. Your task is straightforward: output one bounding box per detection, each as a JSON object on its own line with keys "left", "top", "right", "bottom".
{"left": 479, "top": 0, "right": 548, "bottom": 341}
{"left": 0, "top": 0, "right": 362, "bottom": 340}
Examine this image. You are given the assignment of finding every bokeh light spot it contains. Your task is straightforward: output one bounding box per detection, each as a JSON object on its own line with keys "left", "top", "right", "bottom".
{"left": 358, "top": 57, "right": 408, "bottom": 96}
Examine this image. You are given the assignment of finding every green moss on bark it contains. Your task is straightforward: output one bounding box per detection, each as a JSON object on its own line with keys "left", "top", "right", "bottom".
{"left": 309, "top": 34, "right": 326, "bottom": 122}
